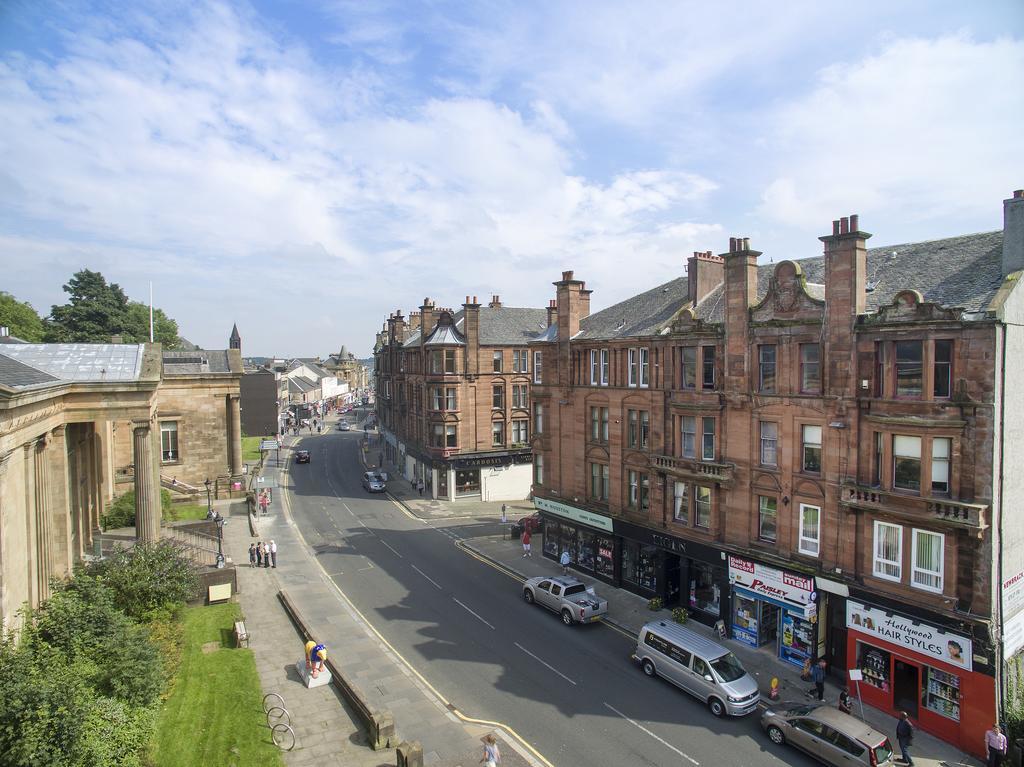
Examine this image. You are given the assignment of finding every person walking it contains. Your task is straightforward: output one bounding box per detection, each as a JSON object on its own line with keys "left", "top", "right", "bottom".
{"left": 811, "top": 658, "right": 826, "bottom": 701}
{"left": 986, "top": 723, "right": 1008, "bottom": 767}
{"left": 896, "top": 711, "right": 915, "bottom": 766}
{"left": 270, "top": 539, "right": 278, "bottom": 568}
{"left": 248, "top": 543, "right": 257, "bottom": 568}
{"left": 560, "top": 549, "right": 571, "bottom": 575}
{"left": 480, "top": 733, "right": 501, "bottom": 766}
{"left": 263, "top": 541, "right": 271, "bottom": 568}
{"left": 255, "top": 541, "right": 264, "bottom": 568}
{"left": 521, "top": 528, "right": 532, "bottom": 557}
{"left": 500, "top": 504, "right": 507, "bottom": 524}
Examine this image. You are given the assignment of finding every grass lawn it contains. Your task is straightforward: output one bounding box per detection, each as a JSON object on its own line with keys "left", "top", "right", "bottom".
{"left": 242, "top": 435, "right": 271, "bottom": 462}
{"left": 151, "top": 603, "right": 283, "bottom": 767}
{"left": 168, "top": 503, "right": 210, "bottom": 521}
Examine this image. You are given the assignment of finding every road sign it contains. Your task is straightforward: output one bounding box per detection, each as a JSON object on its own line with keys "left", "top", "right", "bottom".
{"left": 260, "top": 439, "right": 280, "bottom": 451}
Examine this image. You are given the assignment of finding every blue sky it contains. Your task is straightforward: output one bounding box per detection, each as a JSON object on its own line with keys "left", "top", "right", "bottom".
{"left": 1, "top": 1, "right": 1021, "bottom": 357}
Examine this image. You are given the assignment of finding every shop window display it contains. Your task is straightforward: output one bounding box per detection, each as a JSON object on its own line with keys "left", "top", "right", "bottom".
{"left": 543, "top": 522, "right": 561, "bottom": 557}
{"left": 732, "top": 593, "right": 759, "bottom": 646}
{"left": 780, "top": 611, "right": 814, "bottom": 668}
{"left": 688, "top": 561, "right": 720, "bottom": 617}
{"left": 595, "top": 536, "right": 614, "bottom": 579}
{"left": 622, "top": 541, "right": 658, "bottom": 590}
{"left": 578, "top": 530, "right": 596, "bottom": 571}
{"left": 857, "top": 643, "right": 891, "bottom": 693}
{"left": 923, "top": 667, "right": 960, "bottom": 721}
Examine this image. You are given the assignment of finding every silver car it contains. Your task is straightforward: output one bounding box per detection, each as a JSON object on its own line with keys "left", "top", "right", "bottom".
{"left": 522, "top": 576, "right": 608, "bottom": 625}
{"left": 761, "top": 704, "right": 896, "bottom": 766}
{"left": 361, "top": 471, "right": 386, "bottom": 493}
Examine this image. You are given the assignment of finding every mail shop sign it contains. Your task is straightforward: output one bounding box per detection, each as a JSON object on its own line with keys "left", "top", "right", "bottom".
{"left": 847, "top": 600, "right": 972, "bottom": 671}
{"left": 728, "top": 556, "right": 813, "bottom": 609}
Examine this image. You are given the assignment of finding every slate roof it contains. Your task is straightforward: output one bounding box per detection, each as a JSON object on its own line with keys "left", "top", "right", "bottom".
{"left": 0, "top": 344, "right": 144, "bottom": 381}
{"left": 424, "top": 324, "right": 466, "bottom": 346}
{"left": 575, "top": 230, "right": 1004, "bottom": 340}
{"left": 162, "top": 349, "right": 232, "bottom": 374}
{"left": 479, "top": 307, "right": 549, "bottom": 345}
{"left": 289, "top": 377, "right": 315, "bottom": 393}
{"left": 0, "top": 353, "right": 59, "bottom": 389}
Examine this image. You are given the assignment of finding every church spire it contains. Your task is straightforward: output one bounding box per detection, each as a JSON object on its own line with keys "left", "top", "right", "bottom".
{"left": 229, "top": 323, "right": 241, "bottom": 351}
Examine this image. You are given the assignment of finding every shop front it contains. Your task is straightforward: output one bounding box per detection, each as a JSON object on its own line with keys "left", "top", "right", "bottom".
{"left": 534, "top": 497, "right": 617, "bottom": 583}
{"left": 728, "top": 556, "right": 817, "bottom": 669}
{"left": 845, "top": 599, "right": 993, "bottom": 758}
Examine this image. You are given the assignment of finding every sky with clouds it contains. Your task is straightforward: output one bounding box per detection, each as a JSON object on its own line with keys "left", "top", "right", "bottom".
{"left": 1, "top": 0, "right": 1021, "bottom": 357}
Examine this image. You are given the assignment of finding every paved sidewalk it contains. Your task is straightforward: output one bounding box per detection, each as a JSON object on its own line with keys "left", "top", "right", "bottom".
{"left": 232, "top": 431, "right": 541, "bottom": 767}
{"left": 373, "top": 456, "right": 982, "bottom": 767}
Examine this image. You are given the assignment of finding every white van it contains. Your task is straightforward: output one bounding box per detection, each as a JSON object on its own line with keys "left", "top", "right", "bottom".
{"left": 634, "top": 620, "right": 760, "bottom": 717}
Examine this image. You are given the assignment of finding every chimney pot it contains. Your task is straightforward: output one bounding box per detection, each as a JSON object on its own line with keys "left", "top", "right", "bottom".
{"left": 742, "top": 237, "right": 750, "bottom": 250}
{"left": 840, "top": 217, "right": 850, "bottom": 234}
{"left": 833, "top": 220, "right": 841, "bottom": 236}
{"left": 729, "top": 237, "right": 737, "bottom": 252}
{"left": 1015, "top": 190, "right": 1024, "bottom": 199}
{"left": 562, "top": 270, "right": 574, "bottom": 281}
{"left": 850, "top": 214, "right": 859, "bottom": 232}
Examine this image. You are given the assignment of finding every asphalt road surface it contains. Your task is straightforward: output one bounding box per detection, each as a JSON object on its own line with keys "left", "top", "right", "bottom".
{"left": 285, "top": 428, "right": 817, "bottom": 767}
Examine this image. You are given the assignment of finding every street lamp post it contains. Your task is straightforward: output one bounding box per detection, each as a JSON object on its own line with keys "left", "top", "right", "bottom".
{"left": 205, "top": 478, "right": 224, "bottom": 568}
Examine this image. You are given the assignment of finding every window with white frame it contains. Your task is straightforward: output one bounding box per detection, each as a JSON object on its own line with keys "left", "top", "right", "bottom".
{"left": 640, "top": 410, "right": 649, "bottom": 449}
{"left": 160, "top": 421, "right": 179, "bottom": 462}
{"left": 673, "top": 482, "right": 689, "bottom": 523}
{"left": 912, "top": 529, "right": 944, "bottom": 592}
{"left": 681, "top": 416, "right": 696, "bottom": 458}
{"left": 760, "top": 422, "right": 778, "bottom": 466}
{"left": 701, "top": 417, "right": 715, "bottom": 461}
{"left": 590, "top": 350, "right": 600, "bottom": 385}
{"left": 628, "top": 470, "right": 640, "bottom": 508}
{"left": 628, "top": 349, "right": 638, "bottom": 386}
{"left": 695, "top": 486, "right": 711, "bottom": 527}
{"left": 533, "top": 351, "right": 542, "bottom": 383}
{"left": 534, "top": 454, "right": 543, "bottom": 485}
{"left": 445, "top": 386, "right": 457, "bottom": 411}
{"left": 759, "top": 344, "right": 777, "bottom": 392}
{"left": 873, "top": 521, "right": 902, "bottom": 581}
{"left": 931, "top": 437, "right": 951, "bottom": 494}
{"left": 493, "top": 351, "right": 503, "bottom": 372}
{"left": 590, "top": 462, "right": 609, "bottom": 501}
{"left": 492, "top": 420, "right": 505, "bottom": 446}
{"left": 600, "top": 349, "right": 609, "bottom": 385}
{"left": 893, "top": 435, "right": 922, "bottom": 491}
{"left": 512, "top": 419, "right": 528, "bottom": 444}
{"left": 628, "top": 410, "right": 639, "bottom": 449}
{"left": 680, "top": 347, "right": 696, "bottom": 389}
{"left": 802, "top": 425, "right": 822, "bottom": 473}
{"left": 513, "top": 349, "right": 528, "bottom": 373}
{"left": 444, "top": 349, "right": 456, "bottom": 374}
{"left": 639, "top": 348, "right": 650, "bottom": 387}
{"left": 431, "top": 386, "right": 443, "bottom": 411}
{"left": 492, "top": 384, "right": 504, "bottom": 409}
{"left": 798, "top": 504, "right": 820, "bottom": 556}
{"left": 533, "top": 402, "right": 543, "bottom": 434}
{"left": 512, "top": 384, "right": 528, "bottom": 409}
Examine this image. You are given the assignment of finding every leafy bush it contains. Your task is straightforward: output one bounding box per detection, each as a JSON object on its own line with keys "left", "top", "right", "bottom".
{"left": 101, "top": 489, "right": 174, "bottom": 530}
{"left": 647, "top": 597, "right": 663, "bottom": 611}
{"left": 86, "top": 540, "right": 198, "bottom": 621}
{"left": 671, "top": 607, "right": 689, "bottom": 624}
{"left": 146, "top": 604, "right": 185, "bottom": 695}
{"left": 76, "top": 696, "right": 155, "bottom": 767}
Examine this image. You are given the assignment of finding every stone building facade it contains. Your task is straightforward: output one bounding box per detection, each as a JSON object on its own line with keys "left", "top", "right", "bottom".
{"left": 374, "top": 296, "right": 548, "bottom": 501}
{"left": 0, "top": 341, "right": 243, "bottom": 629}
{"left": 528, "top": 191, "right": 1024, "bottom": 758}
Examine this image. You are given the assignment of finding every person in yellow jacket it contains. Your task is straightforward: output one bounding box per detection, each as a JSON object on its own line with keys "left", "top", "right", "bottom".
{"left": 305, "top": 641, "right": 327, "bottom": 678}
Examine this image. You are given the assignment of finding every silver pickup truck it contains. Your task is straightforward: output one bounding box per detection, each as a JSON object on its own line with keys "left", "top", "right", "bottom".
{"left": 522, "top": 575, "right": 608, "bottom": 625}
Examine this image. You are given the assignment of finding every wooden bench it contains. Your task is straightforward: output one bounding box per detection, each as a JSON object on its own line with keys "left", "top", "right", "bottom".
{"left": 234, "top": 620, "right": 250, "bottom": 648}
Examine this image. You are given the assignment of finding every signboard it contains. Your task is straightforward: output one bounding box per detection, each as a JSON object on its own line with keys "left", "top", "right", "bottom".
{"left": 534, "top": 496, "right": 614, "bottom": 533}
{"left": 1003, "top": 610, "right": 1024, "bottom": 658}
{"left": 255, "top": 476, "right": 278, "bottom": 488}
{"left": 728, "top": 556, "right": 814, "bottom": 614}
{"left": 846, "top": 600, "right": 972, "bottom": 671}
{"left": 260, "top": 439, "right": 279, "bottom": 451}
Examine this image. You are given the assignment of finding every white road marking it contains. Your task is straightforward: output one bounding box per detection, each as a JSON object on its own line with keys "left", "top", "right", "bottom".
{"left": 602, "top": 703, "right": 699, "bottom": 766}
{"left": 412, "top": 564, "right": 442, "bottom": 590}
{"left": 380, "top": 540, "right": 403, "bottom": 558}
{"left": 452, "top": 598, "right": 495, "bottom": 630}
{"left": 514, "top": 643, "right": 576, "bottom": 686}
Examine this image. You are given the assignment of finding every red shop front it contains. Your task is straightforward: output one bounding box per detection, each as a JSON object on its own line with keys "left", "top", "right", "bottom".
{"left": 845, "top": 600, "right": 992, "bottom": 759}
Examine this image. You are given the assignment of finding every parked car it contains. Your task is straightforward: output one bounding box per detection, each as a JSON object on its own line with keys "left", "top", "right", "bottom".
{"left": 338, "top": 421, "right": 351, "bottom": 431}
{"left": 522, "top": 575, "right": 607, "bottom": 625}
{"left": 761, "top": 704, "right": 896, "bottom": 766}
{"left": 517, "top": 512, "right": 543, "bottom": 533}
{"left": 633, "top": 620, "right": 760, "bottom": 717}
{"left": 362, "top": 471, "right": 386, "bottom": 493}
{"left": 295, "top": 450, "right": 311, "bottom": 464}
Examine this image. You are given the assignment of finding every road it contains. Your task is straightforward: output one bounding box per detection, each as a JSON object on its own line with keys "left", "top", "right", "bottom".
{"left": 285, "top": 423, "right": 817, "bottom": 767}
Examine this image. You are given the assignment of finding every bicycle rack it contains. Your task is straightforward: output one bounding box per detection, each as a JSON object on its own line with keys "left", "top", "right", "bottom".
{"left": 262, "top": 693, "right": 296, "bottom": 751}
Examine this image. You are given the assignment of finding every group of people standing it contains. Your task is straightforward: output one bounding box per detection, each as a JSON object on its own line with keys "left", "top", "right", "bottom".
{"left": 249, "top": 540, "right": 277, "bottom": 568}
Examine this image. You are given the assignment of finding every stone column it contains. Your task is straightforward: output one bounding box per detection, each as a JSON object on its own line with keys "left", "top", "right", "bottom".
{"left": 228, "top": 394, "right": 243, "bottom": 476}
{"left": 0, "top": 450, "right": 12, "bottom": 623}
{"left": 33, "top": 434, "right": 53, "bottom": 601}
{"left": 133, "top": 421, "right": 160, "bottom": 542}
{"left": 49, "top": 425, "right": 72, "bottom": 576}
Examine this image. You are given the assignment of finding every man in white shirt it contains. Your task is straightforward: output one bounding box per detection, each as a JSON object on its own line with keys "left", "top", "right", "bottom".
{"left": 270, "top": 540, "right": 278, "bottom": 568}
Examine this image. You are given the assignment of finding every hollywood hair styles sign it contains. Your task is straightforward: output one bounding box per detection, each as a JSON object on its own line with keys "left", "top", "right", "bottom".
{"left": 847, "top": 600, "right": 972, "bottom": 671}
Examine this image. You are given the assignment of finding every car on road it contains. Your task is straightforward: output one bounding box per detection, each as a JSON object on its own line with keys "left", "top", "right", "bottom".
{"left": 295, "top": 450, "right": 311, "bottom": 464}
{"left": 522, "top": 575, "right": 607, "bottom": 625}
{"left": 362, "top": 471, "right": 386, "bottom": 493}
{"left": 337, "top": 421, "right": 351, "bottom": 431}
{"left": 760, "top": 704, "right": 896, "bottom": 766}
{"left": 517, "top": 512, "right": 543, "bottom": 533}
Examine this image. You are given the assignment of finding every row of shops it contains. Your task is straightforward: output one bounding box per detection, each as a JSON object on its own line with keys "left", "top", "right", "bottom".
{"left": 534, "top": 495, "right": 995, "bottom": 759}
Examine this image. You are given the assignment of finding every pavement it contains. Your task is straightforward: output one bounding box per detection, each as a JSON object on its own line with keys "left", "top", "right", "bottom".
{"left": 376, "top": 456, "right": 982, "bottom": 767}
{"left": 224, "top": 422, "right": 541, "bottom": 767}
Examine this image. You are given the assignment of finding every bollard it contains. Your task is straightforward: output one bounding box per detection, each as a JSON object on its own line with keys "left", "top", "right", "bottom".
{"left": 396, "top": 741, "right": 423, "bottom": 767}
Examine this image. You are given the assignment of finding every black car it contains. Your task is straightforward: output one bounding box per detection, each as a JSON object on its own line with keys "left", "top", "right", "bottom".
{"left": 295, "top": 450, "right": 311, "bottom": 464}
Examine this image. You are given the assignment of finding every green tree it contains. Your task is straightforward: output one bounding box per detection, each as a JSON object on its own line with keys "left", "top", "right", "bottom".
{"left": 86, "top": 540, "right": 198, "bottom": 622}
{"left": 46, "top": 270, "right": 130, "bottom": 343}
{"left": 123, "top": 302, "right": 181, "bottom": 347}
{"left": 0, "top": 291, "right": 46, "bottom": 341}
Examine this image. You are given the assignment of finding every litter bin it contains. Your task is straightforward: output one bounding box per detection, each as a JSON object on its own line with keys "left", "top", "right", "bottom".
{"left": 510, "top": 524, "right": 522, "bottom": 541}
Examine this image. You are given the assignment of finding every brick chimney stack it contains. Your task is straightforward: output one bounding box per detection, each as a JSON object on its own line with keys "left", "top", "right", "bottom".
{"left": 393, "top": 310, "right": 407, "bottom": 345}
{"left": 722, "top": 237, "right": 761, "bottom": 391}
{"left": 419, "top": 298, "right": 438, "bottom": 340}
{"left": 554, "top": 270, "right": 592, "bottom": 387}
{"left": 546, "top": 299, "right": 557, "bottom": 327}
{"left": 408, "top": 311, "right": 421, "bottom": 332}
{"left": 463, "top": 295, "right": 481, "bottom": 375}
{"left": 489, "top": 295, "right": 502, "bottom": 309}
{"left": 687, "top": 250, "right": 725, "bottom": 307}
{"left": 1003, "top": 189, "right": 1024, "bottom": 276}
{"left": 821, "top": 214, "right": 871, "bottom": 396}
